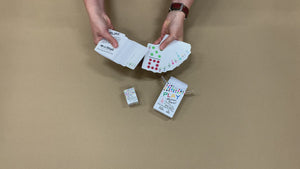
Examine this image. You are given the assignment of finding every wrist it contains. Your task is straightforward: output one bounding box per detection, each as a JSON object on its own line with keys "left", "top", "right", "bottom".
{"left": 84, "top": 2, "right": 106, "bottom": 20}
{"left": 169, "top": 11, "right": 185, "bottom": 20}
{"left": 88, "top": 9, "right": 106, "bottom": 21}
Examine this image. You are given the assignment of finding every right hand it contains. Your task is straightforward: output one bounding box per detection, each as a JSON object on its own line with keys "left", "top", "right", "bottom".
{"left": 89, "top": 12, "right": 118, "bottom": 48}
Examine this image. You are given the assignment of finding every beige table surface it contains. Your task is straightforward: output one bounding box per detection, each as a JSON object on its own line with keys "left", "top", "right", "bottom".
{"left": 1, "top": 0, "right": 300, "bottom": 168}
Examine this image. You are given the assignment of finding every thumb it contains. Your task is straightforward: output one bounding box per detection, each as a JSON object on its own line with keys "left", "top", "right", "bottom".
{"left": 103, "top": 32, "right": 118, "bottom": 48}
{"left": 159, "top": 35, "right": 175, "bottom": 50}
{"left": 153, "top": 35, "right": 164, "bottom": 45}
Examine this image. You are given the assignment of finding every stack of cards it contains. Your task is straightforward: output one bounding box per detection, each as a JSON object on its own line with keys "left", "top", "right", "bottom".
{"left": 94, "top": 29, "right": 148, "bottom": 70}
{"left": 142, "top": 35, "right": 191, "bottom": 73}
{"left": 153, "top": 76, "right": 188, "bottom": 118}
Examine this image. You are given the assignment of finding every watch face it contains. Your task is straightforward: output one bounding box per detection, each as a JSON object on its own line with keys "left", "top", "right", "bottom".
{"left": 170, "top": 3, "right": 182, "bottom": 10}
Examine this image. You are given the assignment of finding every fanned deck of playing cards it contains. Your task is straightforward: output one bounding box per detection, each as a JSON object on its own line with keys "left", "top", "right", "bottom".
{"left": 94, "top": 30, "right": 191, "bottom": 72}
{"left": 153, "top": 76, "right": 188, "bottom": 118}
{"left": 94, "top": 29, "right": 148, "bottom": 70}
{"left": 142, "top": 35, "right": 191, "bottom": 73}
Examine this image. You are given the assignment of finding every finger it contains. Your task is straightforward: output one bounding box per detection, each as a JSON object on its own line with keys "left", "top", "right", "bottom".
{"left": 110, "top": 24, "right": 114, "bottom": 30}
{"left": 103, "top": 32, "right": 118, "bottom": 48}
{"left": 154, "top": 20, "right": 170, "bottom": 44}
{"left": 94, "top": 36, "right": 103, "bottom": 45}
{"left": 159, "top": 35, "right": 175, "bottom": 50}
{"left": 177, "top": 31, "right": 184, "bottom": 41}
{"left": 160, "top": 20, "right": 170, "bottom": 35}
{"left": 104, "top": 15, "right": 114, "bottom": 30}
{"left": 153, "top": 34, "right": 165, "bottom": 44}
{"left": 107, "top": 20, "right": 114, "bottom": 30}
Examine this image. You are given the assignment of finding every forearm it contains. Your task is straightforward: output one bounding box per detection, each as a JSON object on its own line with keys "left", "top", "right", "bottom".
{"left": 171, "top": 0, "right": 194, "bottom": 8}
{"left": 84, "top": 0, "right": 105, "bottom": 20}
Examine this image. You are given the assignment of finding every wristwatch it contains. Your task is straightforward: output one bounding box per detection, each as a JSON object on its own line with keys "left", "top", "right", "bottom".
{"left": 169, "top": 3, "right": 189, "bottom": 19}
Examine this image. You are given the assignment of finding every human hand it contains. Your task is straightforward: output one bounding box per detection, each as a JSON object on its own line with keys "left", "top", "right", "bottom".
{"left": 89, "top": 12, "right": 118, "bottom": 48}
{"left": 154, "top": 11, "right": 185, "bottom": 50}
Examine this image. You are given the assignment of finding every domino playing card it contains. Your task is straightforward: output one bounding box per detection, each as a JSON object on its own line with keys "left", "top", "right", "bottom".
{"left": 142, "top": 44, "right": 162, "bottom": 72}
{"left": 141, "top": 34, "right": 191, "bottom": 73}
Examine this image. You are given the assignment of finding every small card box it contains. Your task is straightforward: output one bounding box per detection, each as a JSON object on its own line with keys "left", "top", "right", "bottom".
{"left": 153, "top": 76, "right": 188, "bottom": 118}
{"left": 123, "top": 87, "right": 139, "bottom": 106}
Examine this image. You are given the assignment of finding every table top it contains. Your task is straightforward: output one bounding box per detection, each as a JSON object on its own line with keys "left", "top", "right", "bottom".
{"left": 0, "top": 0, "right": 299, "bottom": 168}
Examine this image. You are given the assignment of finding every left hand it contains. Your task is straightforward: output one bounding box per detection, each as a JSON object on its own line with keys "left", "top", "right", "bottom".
{"left": 154, "top": 11, "right": 185, "bottom": 50}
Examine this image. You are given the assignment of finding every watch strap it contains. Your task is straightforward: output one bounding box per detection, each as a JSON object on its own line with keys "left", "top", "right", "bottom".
{"left": 169, "top": 3, "right": 189, "bottom": 19}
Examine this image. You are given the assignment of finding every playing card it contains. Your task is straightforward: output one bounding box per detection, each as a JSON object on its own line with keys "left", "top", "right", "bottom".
{"left": 94, "top": 29, "right": 148, "bottom": 70}
{"left": 142, "top": 44, "right": 162, "bottom": 73}
{"left": 157, "top": 47, "right": 176, "bottom": 72}
{"left": 123, "top": 39, "right": 149, "bottom": 70}
{"left": 173, "top": 40, "right": 191, "bottom": 64}
{"left": 164, "top": 39, "right": 191, "bottom": 70}
{"left": 141, "top": 34, "right": 192, "bottom": 73}
{"left": 108, "top": 29, "right": 126, "bottom": 38}
{"left": 157, "top": 43, "right": 183, "bottom": 72}
{"left": 94, "top": 30, "right": 128, "bottom": 62}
